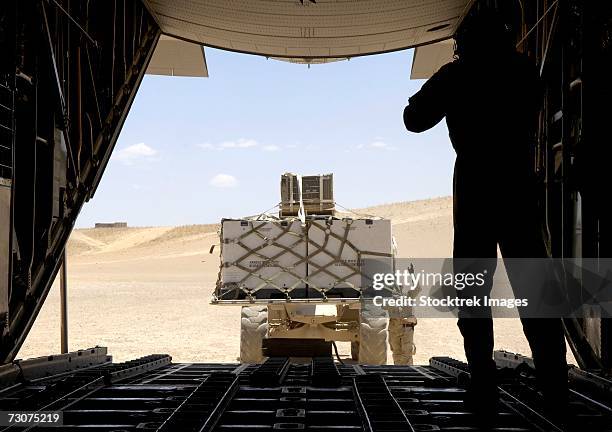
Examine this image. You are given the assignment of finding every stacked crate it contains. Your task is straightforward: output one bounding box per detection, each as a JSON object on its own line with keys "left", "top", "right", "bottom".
{"left": 217, "top": 217, "right": 393, "bottom": 296}
{"left": 279, "top": 173, "right": 335, "bottom": 217}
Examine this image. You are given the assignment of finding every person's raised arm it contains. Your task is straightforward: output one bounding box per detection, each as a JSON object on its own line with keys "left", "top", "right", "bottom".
{"left": 403, "top": 62, "right": 454, "bottom": 133}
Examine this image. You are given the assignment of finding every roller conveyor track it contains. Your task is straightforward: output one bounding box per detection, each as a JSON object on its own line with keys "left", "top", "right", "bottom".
{"left": 0, "top": 354, "right": 611, "bottom": 431}
{"left": 354, "top": 374, "right": 414, "bottom": 432}
{"left": 311, "top": 356, "right": 342, "bottom": 388}
{"left": 428, "top": 356, "right": 612, "bottom": 432}
{"left": 249, "top": 357, "right": 291, "bottom": 387}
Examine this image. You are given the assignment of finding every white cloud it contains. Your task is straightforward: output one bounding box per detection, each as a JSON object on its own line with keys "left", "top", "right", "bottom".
{"left": 209, "top": 174, "right": 238, "bottom": 188}
{"left": 357, "top": 140, "right": 396, "bottom": 151}
{"left": 262, "top": 144, "right": 280, "bottom": 152}
{"left": 114, "top": 143, "right": 158, "bottom": 164}
{"left": 198, "top": 139, "right": 288, "bottom": 152}
{"left": 219, "top": 138, "right": 258, "bottom": 149}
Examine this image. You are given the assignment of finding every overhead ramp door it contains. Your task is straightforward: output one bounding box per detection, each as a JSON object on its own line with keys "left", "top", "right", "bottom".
{"left": 144, "top": 0, "right": 474, "bottom": 58}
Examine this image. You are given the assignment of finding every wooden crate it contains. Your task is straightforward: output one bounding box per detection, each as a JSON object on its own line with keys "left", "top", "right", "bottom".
{"left": 280, "top": 173, "right": 335, "bottom": 217}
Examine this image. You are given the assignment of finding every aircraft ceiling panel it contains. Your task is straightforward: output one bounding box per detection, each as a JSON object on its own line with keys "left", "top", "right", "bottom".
{"left": 145, "top": 0, "right": 473, "bottom": 58}
{"left": 146, "top": 35, "right": 208, "bottom": 77}
{"left": 410, "top": 40, "right": 455, "bottom": 79}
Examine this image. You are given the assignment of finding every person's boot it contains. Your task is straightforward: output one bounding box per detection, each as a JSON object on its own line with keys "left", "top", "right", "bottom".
{"left": 541, "top": 382, "right": 570, "bottom": 429}
{"left": 463, "top": 380, "right": 500, "bottom": 422}
{"left": 463, "top": 362, "right": 500, "bottom": 426}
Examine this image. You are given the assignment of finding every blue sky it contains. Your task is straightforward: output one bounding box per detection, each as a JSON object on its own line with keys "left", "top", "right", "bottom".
{"left": 76, "top": 48, "right": 454, "bottom": 228}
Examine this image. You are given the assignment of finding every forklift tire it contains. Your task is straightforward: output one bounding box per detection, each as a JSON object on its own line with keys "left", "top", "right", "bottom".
{"left": 358, "top": 305, "right": 388, "bottom": 365}
{"left": 240, "top": 305, "right": 268, "bottom": 364}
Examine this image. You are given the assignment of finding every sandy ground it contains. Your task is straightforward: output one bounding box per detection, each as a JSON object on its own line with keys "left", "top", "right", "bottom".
{"left": 18, "top": 197, "right": 574, "bottom": 365}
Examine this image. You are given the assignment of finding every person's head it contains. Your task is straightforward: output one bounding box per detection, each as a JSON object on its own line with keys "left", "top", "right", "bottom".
{"left": 454, "top": 9, "right": 515, "bottom": 62}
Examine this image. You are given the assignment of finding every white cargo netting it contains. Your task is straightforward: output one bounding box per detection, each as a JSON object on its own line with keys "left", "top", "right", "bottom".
{"left": 220, "top": 218, "right": 308, "bottom": 294}
{"left": 215, "top": 216, "right": 395, "bottom": 302}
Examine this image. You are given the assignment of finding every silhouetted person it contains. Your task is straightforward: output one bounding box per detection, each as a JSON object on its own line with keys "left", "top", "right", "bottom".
{"left": 403, "top": 10, "right": 568, "bottom": 418}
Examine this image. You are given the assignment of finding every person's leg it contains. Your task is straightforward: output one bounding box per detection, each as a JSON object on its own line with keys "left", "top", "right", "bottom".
{"left": 498, "top": 206, "right": 568, "bottom": 408}
{"left": 521, "top": 318, "right": 568, "bottom": 403}
{"left": 455, "top": 256, "right": 497, "bottom": 388}
{"left": 388, "top": 316, "right": 415, "bottom": 365}
{"left": 387, "top": 317, "right": 403, "bottom": 364}
{"left": 455, "top": 258, "right": 498, "bottom": 409}
{"left": 453, "top": 176, "right": 499, "bottom": 409}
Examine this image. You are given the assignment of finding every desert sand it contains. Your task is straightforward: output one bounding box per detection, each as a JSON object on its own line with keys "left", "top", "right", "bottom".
{"left": 17, "top": 196, "right": 574, "bottom": 365}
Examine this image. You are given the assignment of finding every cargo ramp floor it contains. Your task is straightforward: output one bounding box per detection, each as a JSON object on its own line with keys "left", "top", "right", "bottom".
{"left": 1, "top": 352, "right": 611, "bottom": 431}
